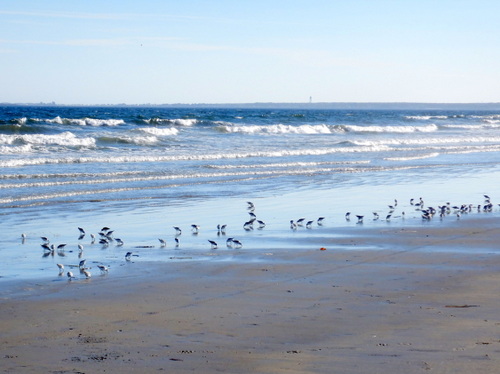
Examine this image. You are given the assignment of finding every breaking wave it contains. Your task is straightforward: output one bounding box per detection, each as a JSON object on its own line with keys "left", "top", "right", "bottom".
{"left": 144, "top": 118, "right": 198, "bottom": 126}
{"left": 0, "top": 132, "right": 95, "bottom": 147}
{"left": 139, "top": 127, "right": 179, "bottom": 136}
{"left": 218, "top": 124, "right": 332, "bottom": 134}
{"left": 42, "top": 116, "right": 125, "bottom": 126}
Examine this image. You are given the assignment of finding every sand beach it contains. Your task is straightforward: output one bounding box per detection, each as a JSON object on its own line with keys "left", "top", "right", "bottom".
{"left": 1, "top": 216, "right": 499, "bottom": 374}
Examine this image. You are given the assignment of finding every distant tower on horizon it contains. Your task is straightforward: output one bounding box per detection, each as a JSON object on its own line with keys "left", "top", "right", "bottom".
{"left": 309, "top": 96, "right": 312, "bottom": 104}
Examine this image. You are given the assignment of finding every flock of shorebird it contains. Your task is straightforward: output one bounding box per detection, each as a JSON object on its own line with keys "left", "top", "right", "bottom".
{"left": 21, "top": 195, "right": 496, "bottom": 281}
{"left": 343, "top": 194, "right": 495, "bottom": 224}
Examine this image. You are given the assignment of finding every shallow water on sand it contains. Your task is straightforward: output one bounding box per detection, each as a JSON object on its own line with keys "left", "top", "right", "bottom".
{"left": 2, "top": 164, "right": 500, "bottom": 283}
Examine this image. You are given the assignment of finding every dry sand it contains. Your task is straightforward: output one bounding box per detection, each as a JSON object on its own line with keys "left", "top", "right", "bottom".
{"left": 1, "top": 217, "right": 500, "bottom": 373}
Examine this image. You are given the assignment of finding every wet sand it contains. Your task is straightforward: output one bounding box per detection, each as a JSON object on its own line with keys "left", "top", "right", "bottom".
{"left": 1, "top": 217, "right": 500, "bottom": 373}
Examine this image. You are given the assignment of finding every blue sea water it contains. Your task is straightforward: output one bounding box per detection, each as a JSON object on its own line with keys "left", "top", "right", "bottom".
{"left": 1, "top": 105, "right": 500, "bottom": 283}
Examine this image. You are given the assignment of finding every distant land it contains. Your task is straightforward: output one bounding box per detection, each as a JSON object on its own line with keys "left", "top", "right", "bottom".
{"left": 2, "top": 102, "right": 500, "bottom": 110}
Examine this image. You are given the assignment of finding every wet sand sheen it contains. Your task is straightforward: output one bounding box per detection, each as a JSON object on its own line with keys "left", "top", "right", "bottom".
{"left": 1, "top": 217, "right": 500, "bottom": 373}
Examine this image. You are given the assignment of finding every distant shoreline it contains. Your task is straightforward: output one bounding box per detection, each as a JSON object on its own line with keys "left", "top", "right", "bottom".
{"left": 3, "top": 102, "right": 500, "bottom": 110}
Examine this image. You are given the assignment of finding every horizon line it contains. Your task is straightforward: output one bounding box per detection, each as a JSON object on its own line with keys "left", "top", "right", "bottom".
{"left": 2, "top": 100, "right": 500, "bottom": 106}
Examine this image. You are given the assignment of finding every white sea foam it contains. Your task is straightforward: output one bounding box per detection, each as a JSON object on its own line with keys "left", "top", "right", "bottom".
{"left": 0, "top": 132, "right": 95, "bottom": 147}
{"left": 342, "top": 124, "right": 438, "bottom": 133}
{"left": 442, "top": 123, "right": 500, "bottom": 129}
{"left": 207, "top": 160, "right": 371, "bottom": 169}
{"left": 0, "top": 145, "right": 390, "bottom": 168}
{"left": 384, "top": 153, "right": 440, "bottom": 161}
{"left": 170, "top": 118, "right": 198, "bottom": 126}
{"left": 482, "top": 120, "right": 500, "bottom": 125}
{"left": 44, "top": 116, "right": 125, "bottom": 126}
{"left": 352, "top": 135, "right": 500, "bottom": 147}
{"left": 146, "top": 118, "right": 197, "bottom": 126}
{"left": 13, "top": 117, "right": 28, "bottom": 125}
{"left": 219, "top": 124, "right": 332, "bottom": 134}
{"left": 111, "top": 135, "right": 159, "bottom": 145}
{"left": 139, "top": 127, "right": 179, "bottom": 136}
{"left": 471, "top": 114, "right": 500, "bottom": 119}
{"left": 0, "top": 144, "right": 33, "bottom": 154}
{"left": 405, "top": 115, "right": 448, "bottom": 120}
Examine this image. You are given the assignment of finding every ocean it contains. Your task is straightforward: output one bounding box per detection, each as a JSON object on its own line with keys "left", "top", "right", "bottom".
{"left": 1, "top": 105, "right": 500, "bottom": 283}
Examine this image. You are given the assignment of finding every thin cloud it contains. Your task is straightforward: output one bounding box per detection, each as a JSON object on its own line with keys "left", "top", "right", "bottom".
{"left": 0, "top": 10, "right": 125, "bottom": 20}
{"left": 0, "top": 36, "right": 183, "bottom": 48}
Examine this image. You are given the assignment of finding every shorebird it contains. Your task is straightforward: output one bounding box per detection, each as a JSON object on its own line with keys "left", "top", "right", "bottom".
{"left": 243, "top": 221, "right": 254, "bottom": 231}
{"left": 247, "top": 201, "right": 255, "bottom": 211}
{"left": 257, "top": 220, "right": 266, "bottom": 228}
{"left": 115, "top": 238, "right": 124, "bottom": 246}
{"left": 373, "top": 212, "right": 379, "bottom": 220}
{"left": 208, "top": 240, "right": 218, "bottom": 249}
{"left": 97, "top": 265, "right": 109, "bottom": 274}
{"left": 345, "top": 212, "right": 351, "bottom": 221}
{"left": 83, "top": 270, "right": 91, "bottom": 279}
{"left": 21, "top": 233, "right": 27, "bottom": 241}
{"left": 356, "top": 215, "right": 364, "bottom": 224}
{"left": 90, "top": 233, "right": 96, "bottom": 244}
{"left": 78, "top": 227, "right": 85, "bottom": 240}
{"left": 296, "top": 218, "right": 305, "bottom": 226}
{"left": 174, "top": 237, "right": 180, "bottom": 247}
{"left": 158, "top": 238, "right": 167, "bottom": 247}
{"left": 79, "top": 259, "right": 86, "bottom": 269}
{"left": 415, "top": 197, "right": 424, "bottom": 209}
{"left": 125, "top": 251, "right": 133, "bottom": 261}
{"left": 290, "top": 220, "right": 297, "bottom": 230}
{"left": 191, "top": 224, "right": 200, "bottom": 234}
{"left": 41, "top": 236, "right": 49, "bottom": 243}
{"left": 173, "top": 226, "right": 182, "bottom": 235}
{"left": 226, "top": 237, "right": 234, "bottom": 247}
{"left": 57, "top": 244, "right": 67, "bottom": 250}
{"left": 78, "top": 244, "right": 84, "bottom": 252}
{"left": 56, "top": 263, "right": 64, "bottom": 274}
{"left": 67, "top": 271, "right": 75, "bottom": 280}
{"left": 231, "top": 239, "right": 242, "bottom": 248}
{"left": 306, "top": 220, "right": 314, "bottom": 229}
{"left": 317, "top": 217, "right": 325, "bottom": 225}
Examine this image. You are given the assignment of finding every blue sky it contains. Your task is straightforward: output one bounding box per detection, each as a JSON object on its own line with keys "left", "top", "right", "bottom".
{"left": 1, "top": 1, "right": 499, "bottom": 104}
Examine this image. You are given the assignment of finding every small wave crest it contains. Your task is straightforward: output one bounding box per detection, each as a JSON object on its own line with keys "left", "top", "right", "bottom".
{"left": 218, "top": 124, "right": 332, "bottom": 134}
{"left": 98, "top": 134, "right": 158, "bottom": 146}
{"left": 0, "top": 145, "right": 389, "bottom": 168}
{"left": 405, "top": 115, "right": 449, "bottom": 120}
{"left": 0, "top": 132, "right": 95, "bottom": 147}
{"left": 41, "top": 116, "right": 125, "bottom": 126}
{"left": 384, "top": 152, "right": 440, "bottom": 161}
{"left": 139, "top": 127, "right": 179, "bottom": 136}
{"left": 340, "top": 124, "right": 438, "bottom": 133}
{"left": 0, "top": 144, "right": 33, "bottom": 154}
{"left": 145, "top": 118, "right": 198, "bottom": 126}
{"left": 443, "top": 122, "right": 500, "bottom": 129}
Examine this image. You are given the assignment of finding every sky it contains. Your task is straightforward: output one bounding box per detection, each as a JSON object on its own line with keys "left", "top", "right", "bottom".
{"left": 1, "top": 0, "right": 500, "bottom": 105}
